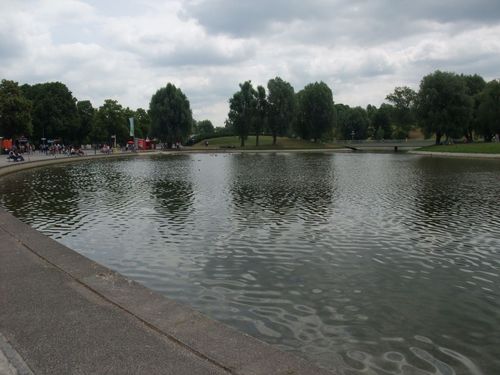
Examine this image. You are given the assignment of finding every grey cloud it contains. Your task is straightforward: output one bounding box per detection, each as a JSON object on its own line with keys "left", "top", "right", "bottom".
{"left": 183, "top": 0, "right": 500, "bottom": 43}
{"left": 413, "top": 50, "right": 500, "bottom": 81}
{"left": 391, "top": 0, "right": 500, "bottom": 24}
{"left": 182, "top": 0, "right": 336, "bottom": 36}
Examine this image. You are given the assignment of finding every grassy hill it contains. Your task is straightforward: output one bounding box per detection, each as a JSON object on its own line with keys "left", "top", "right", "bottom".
{"left": 191, "top": 136, "right": 341, "bottom": 150}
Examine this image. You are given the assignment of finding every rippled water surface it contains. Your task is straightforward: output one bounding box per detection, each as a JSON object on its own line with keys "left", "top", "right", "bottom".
{"left": 1, "top": 153, "right": 499, "bottom": 374}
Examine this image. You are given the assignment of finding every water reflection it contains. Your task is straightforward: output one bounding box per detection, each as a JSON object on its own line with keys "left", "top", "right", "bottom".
{"left": 152, "top": 180, "right": 194, "bottom": 217}
{"left": 0, "top": 165, "right": 81, "bottom": 238}
{"left": 0, "top": 153, "right": 498, "bottom": 375}
{"left": 229, "top": 153, "right": 335, "bottom": 221}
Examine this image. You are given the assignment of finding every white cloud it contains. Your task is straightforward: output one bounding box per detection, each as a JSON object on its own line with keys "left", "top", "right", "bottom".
{"left": 0, "top": 0, "right": 499, "bottom": 125}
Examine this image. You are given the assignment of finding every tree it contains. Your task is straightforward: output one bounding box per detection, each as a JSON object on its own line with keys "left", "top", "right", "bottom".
{"left": 94, "top": 99, "right": 128, "bottom": 145}
{"left": 123, "top": 107, "right": 135, "bottom": 138}
{"left": 366, "top": 104, "right": 378, "bottom": 138}
{"left": 372, "top": 103, "right": 393, "bottom": 139}
{"left": 335, "top": 105, "right": 369, "bottom": 140}
{"left": 76, "top": 100, "right": 94, "bottom": 145}
{"left": 134, "top": 108, "right": 151, "bottom": 138}
{"left": 227, "top": 81, "right": 257, "bottom": 147}
{"left": 196, "top": 119, "right": 215, "bottom": 137}
{"left": 254, "top": 85, "right": 267, "bottom": 146}
{"left": 386, "top": 86, "right": 417, "bottom": 138}
{"left": 149, "top": 83, "right": 193, "bottom": 147}
{"left": 462, "top": 74, "right": 486, "bottom": 141}
{"left": 416, "top": 71, "right": 472, "bottom": 144}
{"left": 0, "top": 79, "right": 32, "bottom": 139}
{"left": 296, "top": 82, "right": 335, "bottom": 142}
{"left": 477, "top": 80, "right": 500, "bottom": 141}
{"left": 122, "top": 107, "right": 150, "bottom": 139}
{"left": 22, "top": 82, "right": 78, "bottom": 144}
{"left": 267, "top": 77, "right": 296, "bottom": 145}
{"left": 334, "top": 104, "right": 350, "bottom": 139}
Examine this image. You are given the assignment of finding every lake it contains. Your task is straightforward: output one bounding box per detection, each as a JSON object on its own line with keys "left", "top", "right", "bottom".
{"left": 0, "top": 152, "right": 498, "bottom": 374}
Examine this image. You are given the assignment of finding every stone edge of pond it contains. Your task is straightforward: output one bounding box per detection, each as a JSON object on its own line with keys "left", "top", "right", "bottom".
{"left": 408, "top": 150, "right": 500, "bottom": 159}
{"left": 0, "top": 158, "right": 336, "bottom": 375}
{"left": 0, "top": 151, "right": 162, "bottom": 177}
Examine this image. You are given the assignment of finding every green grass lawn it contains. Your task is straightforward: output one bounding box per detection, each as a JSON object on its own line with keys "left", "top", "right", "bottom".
{"left": 419, "top": 142, "right": 500, "bottom": 154}
{"left": 191, "top": 136, "right": 341, "bottom": 150}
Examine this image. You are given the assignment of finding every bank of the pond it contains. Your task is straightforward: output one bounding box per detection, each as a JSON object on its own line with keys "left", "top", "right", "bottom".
{"left": 0, "top": 150, "right": 165, "bottom": 177}
{"left": 0, "top": 154, "right": 335, "bottom": 375}
{"left": 409, "top": 150, "right": 500, "bottom": 159}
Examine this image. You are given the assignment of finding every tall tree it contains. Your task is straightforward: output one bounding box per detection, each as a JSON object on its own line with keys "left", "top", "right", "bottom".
{"left": 462, "top": 74, "right": 486, "bottom": 141}
{"left": 22, "top": 82, "right": 78, "bottom": 144}
{"left": 0, "top": 79, "right": 32, "bottom": 139}
{"left": 149, "top": 83, "right": 193, "bottom": 147}
{"left": 134, "top": 108, "right": 151, "bottom": 138}
{"left": 196, "top": 119, "right": 215, "bottom": 137}
{"left": 122, "top": 107, "right": 150, "bottom": 139}
{"left": 373, "top": 103, "right": 393, "bottom": 139}
{"left": 76, "top": 100, "right": 94, "bottom": 145}
{"left": 385, "top": 86, "right": 417, "bottom": 138}
{"left": 334, "top": 104, "right": 350, "bottom": 139}
{"left": 416, "top": 71, "right": 472, "bottom": 144}
{"left": 477, "top": 80, "right": 500, "bottom": 141}
{"left": 267, "top": 77, "right": 296, "bottom": 145}
{"left": 227, "top": 81, "right": 257, "bottom": 147}
{"left": 296, "top": 82, "right": 335, "bottom": 142}
{"left": 254, "top": 85, "right": 267, "bottom": 146}
{"left": 366, "top": 104, "right": 378, "bottom": 139}
{"left": 335, "top": 105, "right": 369, "bottom": 140}
{"left": 123, "top": 107, "right": 135, "bottom": 138}
{"left": 94, "top": 99, "right": 128, "bottom": 145}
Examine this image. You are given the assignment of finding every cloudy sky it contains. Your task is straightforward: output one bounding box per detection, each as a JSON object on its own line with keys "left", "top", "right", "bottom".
{"left": 1, "top": 0, "right": 499, "bottom": 126}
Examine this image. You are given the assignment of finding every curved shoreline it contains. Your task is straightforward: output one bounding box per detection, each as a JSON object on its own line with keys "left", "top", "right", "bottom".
{"left": 408, "top": 150, "right": 500, "bottom": 159}
{"left": 0, "top": 152, "right": 335, "bottom": 375}
{"left": 0, "top": 150, "right": 164, "bottom": 177}
{"left": 2, "top": 147, "right": 499, "bottom": 179}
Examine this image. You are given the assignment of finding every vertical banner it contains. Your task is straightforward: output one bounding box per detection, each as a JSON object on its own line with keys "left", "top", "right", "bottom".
{"left": 129, "top": 117, "right": 135, "bottom": 137}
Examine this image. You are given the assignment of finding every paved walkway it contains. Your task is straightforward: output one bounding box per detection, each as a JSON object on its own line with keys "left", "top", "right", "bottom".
{"left": 0, "top": 333, "right": 33, "bottom": 375}
{"left": 0, "top": 152, "right": 54, "bottom": 166}
{"left": 0, "top": 150, "right": 134, "bottom": 168}
{"left": 0, "top": 213, "right": 231, "bottom": 374}
{"left": 0, "top": 177, "right": 334, "bottom": 374}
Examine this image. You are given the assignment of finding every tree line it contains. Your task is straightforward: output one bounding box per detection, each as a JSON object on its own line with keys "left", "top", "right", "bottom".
{"left": 0, "top": 80, "right": 196, "bottom": 148}
{"left": 226, "top": 72, "right": 500, "bottom": 145}
{"left": 1, "top": 70, "right": 499, "bottom": 148}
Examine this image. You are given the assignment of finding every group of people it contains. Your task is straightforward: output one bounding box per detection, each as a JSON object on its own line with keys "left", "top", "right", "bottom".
{"left": 6, "top": 150, "right": 25, "bottom": 162}
{"left": 101, "top": 144, "right": 112, "bottom": 154}
{"left": 45, "top": 144, "right": 87, "bottom": 156}
{"left": 5, "top": 144, "right": 86, "bottom": 162}
{"left": 40, "top": 144, "right": 84, "bottom": 156}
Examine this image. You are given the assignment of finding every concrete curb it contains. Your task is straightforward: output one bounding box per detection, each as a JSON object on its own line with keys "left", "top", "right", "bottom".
{"left": 0, "top": 151, "right": 161, "bottom": 177}
{"left": 0, "top": 333, "right": 34, "bottom": 375}
{"left": 408, "top": 150, "right": 500, "bottom": 159}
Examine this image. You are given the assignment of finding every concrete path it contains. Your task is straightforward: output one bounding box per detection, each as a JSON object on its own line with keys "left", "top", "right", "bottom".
{"left": 0, "top": 150, "right": 141, "bottom": 169}
{"left": 0, "top": 150, "right": 108, "bottom": 166}
{"left": 0, "top": 208, "right": 334, "bottom": 374}
{"left": 0, "top": 212, "right": 228, "bottom": 374}
{"left": 0, "top": 333, "right": 33, "bottom": 375}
